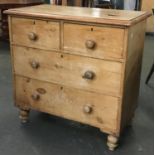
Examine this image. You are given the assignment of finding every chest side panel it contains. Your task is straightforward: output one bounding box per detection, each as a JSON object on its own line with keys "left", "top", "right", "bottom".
{"left": 120, "top": 20, "right": 146, "bottom": 132}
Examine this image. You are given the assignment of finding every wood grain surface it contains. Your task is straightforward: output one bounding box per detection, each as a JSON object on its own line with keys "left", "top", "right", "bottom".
{"left": 12, "top": 45, "right": 123, "bottom": 97}
{"left": 5, "top": 4, "right": 151, "bottom": 26}
{"left": 15, "top": 75, "right": 120, "bottom": 133}
{"left": 63, "top": 23, "right": 125, "bottom": 60}
{"left": 11, "top": 17, "right": 60, "bottom": 50}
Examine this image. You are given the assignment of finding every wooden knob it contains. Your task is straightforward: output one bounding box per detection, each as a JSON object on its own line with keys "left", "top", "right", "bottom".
{"left": 31, "top": 93, "right": 40, "bottom": 101}
{"left": 83, "top": 71, "right": 95, "bottom": 80}
{"left": 83, "top": 105, "right": 93, "bottom": 114}
{"left": 85, "top": 40, "right": 96, "bottom": 49}
{"left": 30, "top": 61, "right": 40, "bottom": 69}
{"left": 28, "top": 32, "right": 37, "bottom": 41}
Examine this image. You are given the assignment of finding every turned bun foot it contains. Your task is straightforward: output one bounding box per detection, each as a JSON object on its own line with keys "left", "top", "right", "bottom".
{"left": 19, "top": 109, "right": 30, "bottom": 123}
{"left": 107, "top": 135, "right": 119, "bottom": 151}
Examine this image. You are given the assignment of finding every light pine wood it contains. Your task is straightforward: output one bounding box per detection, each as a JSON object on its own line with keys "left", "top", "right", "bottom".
{"left": 5, "top": 5, "right": 151, "bottom": 26}
{"left": 63, "top": 23, "right": 125, "bottom": 60}
{"left": 19, "top": 109, "right": 30, "bottom": 123}
{"left": 120, "top": 20, "right": 146, "bottom": 133}
{"left": 6, "top": 5, "right": 150, "bottom": 151}
{"left": 12, "top": 46, "right": 123, "bottom": 97}
{"left": 141, "top": 0, "right": 153, "bottom": 32}
{"left": 107, "top": 135, "right": 119, "bottom": 151}
{"left": 11, "top": 17, "right": 60, "bottom": 50}
{"left": 15, "top": 75, "right": 119, "bottom": 133}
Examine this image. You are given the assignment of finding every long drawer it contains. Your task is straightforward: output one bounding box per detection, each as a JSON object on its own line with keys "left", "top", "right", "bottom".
{"left": 13, "top": 46, "right": 123, "bottom": 97}
{"left": 11, "top": 17, "right": 60, "bottom": 50}
{"left": 63, "top": 23, "right": 125, "bottom": 60}
{"left": 15, "top": 75, "right": 120, "bottom": 132}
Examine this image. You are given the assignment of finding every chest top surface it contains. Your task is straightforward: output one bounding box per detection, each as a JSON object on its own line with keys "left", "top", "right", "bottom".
{"left": 5, "top": 4, "right": 151, "bottom": 26}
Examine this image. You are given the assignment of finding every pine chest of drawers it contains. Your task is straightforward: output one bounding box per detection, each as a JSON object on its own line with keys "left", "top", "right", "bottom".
{"left": 5, "top": 5, "right": 150, "bottom": 151}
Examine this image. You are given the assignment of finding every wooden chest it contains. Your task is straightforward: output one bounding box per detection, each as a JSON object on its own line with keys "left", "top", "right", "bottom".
{"left": 5, "top": 5, "right": 150, "bottom": 151}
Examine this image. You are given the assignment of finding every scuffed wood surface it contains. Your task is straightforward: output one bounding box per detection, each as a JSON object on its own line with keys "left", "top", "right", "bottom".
{"left": 15, "top": 75, "right": 119, "bottom": 133}
{"left": 5, "top": 4, "right": 151, "bottom": 26}
{"left": 13, "top": 45, "right": 123, "bottom": 97}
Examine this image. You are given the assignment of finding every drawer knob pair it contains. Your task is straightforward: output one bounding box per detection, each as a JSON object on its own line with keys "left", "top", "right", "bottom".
{"left": 28, "top": 32, "right": 37, "bottom": 41}
{"left": 83, "top": 105, "right": 93, "bottom": 114}
{"left": 85, "top": 40, "right": 96, "bottom": 49}
{"left": 83, "top": 71, "right": 95, "bottom": 80}
{"left": 30, "top": 61, "right": 40, "bottom": 69}
{"left": 31, "top": 93, "right": 40, "bottom": 101}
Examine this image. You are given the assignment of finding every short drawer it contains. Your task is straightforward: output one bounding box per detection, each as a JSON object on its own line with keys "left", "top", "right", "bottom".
{"left": 15, "top": 76, "right": 120, "bottom": 132}
{"left": 63, "top": 23, "right": 125, "bottom": 60}
{"left": 13, "top": 46, "right": 123, "bottom": 97}
{"left": 11, "top": 17, "right": 60, "bottom": 50}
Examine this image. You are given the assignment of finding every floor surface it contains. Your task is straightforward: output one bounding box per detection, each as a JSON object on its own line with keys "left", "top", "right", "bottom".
{"left": 0, "top": 35, "right": 154, "bottom": 155}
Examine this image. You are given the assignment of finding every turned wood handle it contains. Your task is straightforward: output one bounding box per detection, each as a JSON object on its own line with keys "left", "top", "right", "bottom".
{"left": 31, "top": 93, "right": 40, "bottom": 101}
{"left": 28, "top": 32, "right": 37, "bottom": 41}
{"left": 30, "top": 61, "right": 40, "bottom": 69}
{"left": 85, "top": 40, "right": 96, "bottom": 49}
{"left": 83, "top": 71, "right": 95, "bottom": 80}
{"left": 83, "top": 105, "right": 93, "bottom": 114}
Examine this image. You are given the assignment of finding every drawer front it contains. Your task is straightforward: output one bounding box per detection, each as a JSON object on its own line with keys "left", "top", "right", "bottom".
{"left": 11, "top": 17, "right": 60, "bottom": 50}
{"left": 15, "top": 76, "right": 119, "bottom": 132}
{"left": 13, "top": 46, "right": 123, "bottom": 97}
{"left": 63, "top": 23, "right": 125, "bottom": 60}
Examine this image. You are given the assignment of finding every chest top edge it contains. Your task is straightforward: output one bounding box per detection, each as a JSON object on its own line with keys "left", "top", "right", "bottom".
{"left": 5, "top": 5, "right": 151, "bottom": 27}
